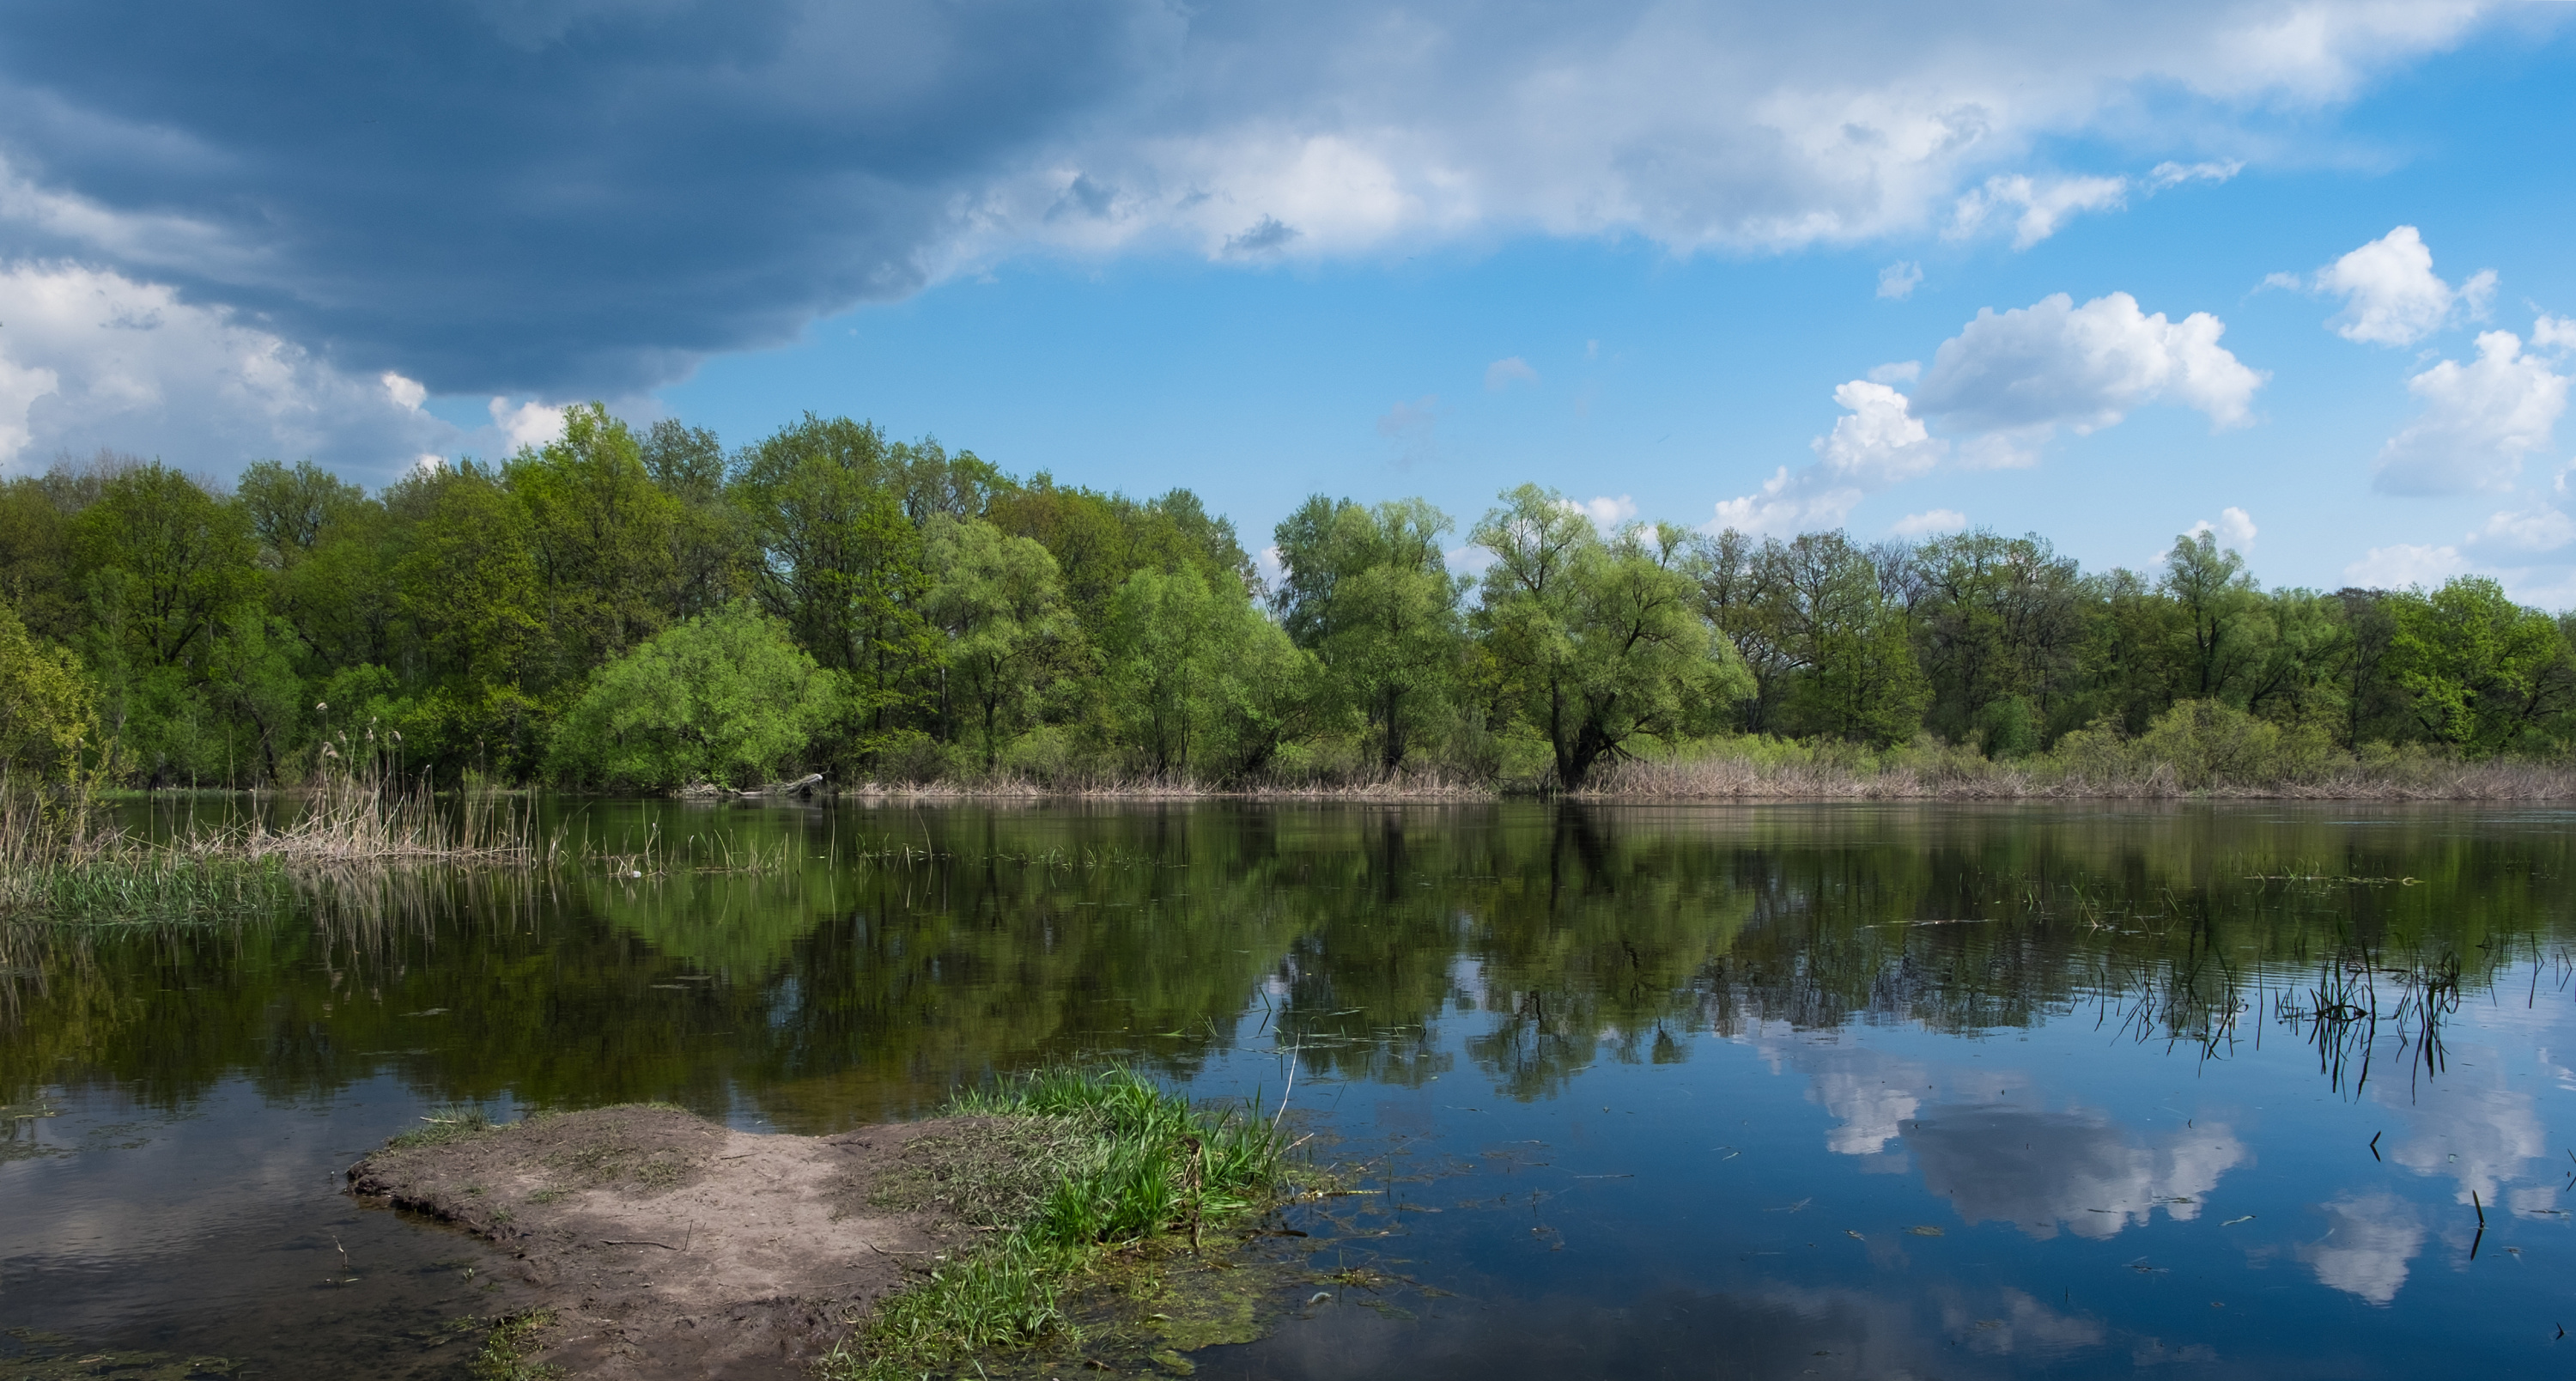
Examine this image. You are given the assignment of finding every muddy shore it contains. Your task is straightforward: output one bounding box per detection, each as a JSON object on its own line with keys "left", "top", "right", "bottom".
{"left": 348, "top": 1105, "right": 990, "bottom": 1380}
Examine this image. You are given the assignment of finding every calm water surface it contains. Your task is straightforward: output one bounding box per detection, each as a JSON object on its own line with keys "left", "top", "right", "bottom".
{"left": 6, "top": 800, "right": 2576, "bottom": 1378}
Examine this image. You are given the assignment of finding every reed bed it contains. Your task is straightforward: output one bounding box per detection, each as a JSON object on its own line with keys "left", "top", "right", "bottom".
{"left": 1580, "top": 739, "right": 2576, "bottom": 801}
{"left": 0, "top": 763, "right": 548, "bottom": 930}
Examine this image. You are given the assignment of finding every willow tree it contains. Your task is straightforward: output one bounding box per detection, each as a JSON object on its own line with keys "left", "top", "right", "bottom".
{"left": 1471, "top": 485, "right": 1748, "bottom": 790}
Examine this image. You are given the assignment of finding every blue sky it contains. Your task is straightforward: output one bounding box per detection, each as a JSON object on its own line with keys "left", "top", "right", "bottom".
{"left": 1, "top": 1, "right": 2571, "bottom": 599}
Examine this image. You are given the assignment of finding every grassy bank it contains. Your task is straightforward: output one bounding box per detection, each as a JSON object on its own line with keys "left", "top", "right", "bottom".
{"left": 822, "top": 703, "right": 2576, "bottom": 802}
{"left": 828, "top": 1066, "right": 1297, "bottom": 1381}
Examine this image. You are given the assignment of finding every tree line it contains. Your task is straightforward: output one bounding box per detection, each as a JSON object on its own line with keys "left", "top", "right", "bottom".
{"left": 1, "top": 404, "right": 2570, "bottom": 792}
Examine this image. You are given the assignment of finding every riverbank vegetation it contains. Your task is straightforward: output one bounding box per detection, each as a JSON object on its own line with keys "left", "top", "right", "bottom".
{"left": 5, "top": 408, "right": 2575, "bottom": 797}
{"left": 833, "top": 1066, "right": 1294, "bottom": 1380}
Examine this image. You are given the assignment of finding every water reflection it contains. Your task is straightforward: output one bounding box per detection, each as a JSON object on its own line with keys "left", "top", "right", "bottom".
{"left": 2303, "top": 1191, "right": 2428, "bottom": 1305}
{"left": 5, "top": 800, "right": 2576, "bottom": 1377}
{"left": 1905, "top": 1104, "right": 2245, "bottom": 1238}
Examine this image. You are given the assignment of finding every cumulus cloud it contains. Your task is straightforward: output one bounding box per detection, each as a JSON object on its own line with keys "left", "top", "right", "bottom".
{"left": 489, "top": 398, "right": 569, "bottom": 453}
{"left": 1710, "top": 290, "right": 2259, "bottom": 536}
{"left": 1910, "top": 292, "right": 2264, "bottom": 465}
{"left": 2372, "top": 330, "right": 2569, "bottom": 495}
{"left": 2186, "top": 506, "right": 2257, "bottom": 553}
{"left": 1711, "top": 379, "right": 1940, "bottom": 534}
{"left": 0, "top": 259, "right": 453, "bottom": 480}
{"left": 2343, "top": 542, "right": 2468, "bottom": 589}
{"left": 1564, "top": 494, "right": 1640, "bottom": 530}
{"left": 1877, "top": 261, "right": 1923, "bottom": 301}
{"left": 2315, "top": 226, "right": 2497, "bottom": 346}
{"left": 1485, "top": 356, "right": 1539, "bottom": 390}
{"left": 1893, "top": 508, "right": 1967, "bottom": 536}
{"left": 0, "top": 0, "right": 2525, "bottom": 420}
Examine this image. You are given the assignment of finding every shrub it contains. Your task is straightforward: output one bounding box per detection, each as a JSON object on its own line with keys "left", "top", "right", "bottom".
{"left": 549, "top": 605, "right": 836, "bottom": 791}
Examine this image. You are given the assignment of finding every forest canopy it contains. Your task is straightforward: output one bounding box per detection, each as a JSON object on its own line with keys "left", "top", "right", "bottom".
{"left": 3, "top": 404, "right": 2573, "bottom": 793}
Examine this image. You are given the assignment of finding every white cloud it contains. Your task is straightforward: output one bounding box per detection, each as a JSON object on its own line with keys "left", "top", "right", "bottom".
{"left": 962, "top": 2, "right": 2514, "bottom": 277}
{"left": 489, "top": 397, "right": 568, "bottom": 453}
{"left": 1912, "top": 291, "right": 2265, "bottom": 446}
{"left": 2147, "top": 158, "right": 2244, "bottom": 189}
{"left": 1485, "top": 356, "right": 1539, "bottom": 390}
{"left": 2303, "top": 1193, "right": 2426, "bottom": 1305}
{"left": 2372, "top": 331, "right": 2568, "bottom": 495}
{"left": 1815, "top": 380, "right": 1945, "bottom": 485}
{"left": 2315, "top": 226, "right": 2496, "bottom": 347}
{"left": 1564, "top": 494, "right": 1638, "bottom": 530}
{"left": 1948, "top": 173, "right": 2129, "bottom": 249}
{"left": 0, "top": 259, "right": 453, "bottom": 480}
{"left": 2475, "top": 505, "right": 2576, "bottom": 553}
{"left": 2186, "top": 505, "right": 2257, "bottom": 553}
{"left": 2343, "top": 542, "right": 2467, "bottom": 589}
{"left": 1710, "top": 464, "right": 1866, "bottom": 537}
{"left": 2534, "top": 314, "right": 2576, "bottom": 353}
{"left": 1877, "top": 261, "right": 1923, "bottom": 300}
{"left": 1710, "top": 379, "right": 1941, "bottom": 535}
{"left": 1868, "top": 360, "right": 1922, "bottom": 385}
{"left": 1893, "top": 508, "right": 1968, "bottom": 537}
{"left": 380, "top": 372, "right": 428, "bottom": 411}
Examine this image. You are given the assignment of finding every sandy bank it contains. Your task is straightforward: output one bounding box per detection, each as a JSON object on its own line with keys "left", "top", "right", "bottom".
{"left": 349, "top": 1105, "right": 990, "bottom": 1380}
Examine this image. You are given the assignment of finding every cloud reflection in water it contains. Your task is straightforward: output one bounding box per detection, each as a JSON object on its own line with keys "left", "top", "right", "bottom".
{"left": 1902, "top": 1104, "right": 2245, "bottom": 1239}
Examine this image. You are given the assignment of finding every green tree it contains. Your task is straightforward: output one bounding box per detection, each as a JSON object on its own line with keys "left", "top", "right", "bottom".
{"left": 504, "top": 403, "right": 683, "bottom": 677}
{"left": 1102, "top": 565, "right": 1239, "bottom": 779}
{"left": 638, "top": 418, "right": 751, "bottom": 620}
{"left": 923, "top": 514, "right": 1078, "bottom": 770}
{"left": 550, "top": 604, "right": 837, "bottom": 790}
{"left": 1684, "top": 528, "right": 1795, "bottom": 733}
{"left": 732, "top": 415, "right": 943, "bottom": 756}
{"left": 237, "top": 459, "right": 367, "bottom": 569}
{"left": 1272, "top": 496, "right": 1466, "bottom": 774}
{"left": 2160, "top": 531, "right": 2267, "bottom": 702}
{"left": 1768, "top": 530, "right": 1929, "bottom": 745}
{"left": 1472, "top": 486, "right": 1747, "bottom": 789}
{"left": 0, "top": 599, "right": 98, "bottom": 778}
{"left": 2385, "top": 576, "right": 2576, "bottom": 757}
{"left": 70, "top": 464, "right": 259, "bottom": 672}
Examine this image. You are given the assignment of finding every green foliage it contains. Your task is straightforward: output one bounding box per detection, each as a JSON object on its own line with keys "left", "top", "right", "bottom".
{"left": 2386, "top": 576, "right": 2576, "bottom": 757}
{"left": 1473, "top": 487, "right": 1748, "bottom": 789}
{"left": 0, "top": 600, "right": 97, "bottom": 777}
{"left": 1101, "top": 565, "right": 1302, "bottom": 779}
{"left": 550, "top": 605, "right": 835, "bottom": 790}
{"left": 924, "top": 514, "right": 1078, "bottom": 770}
{"left": 9, "top": 401, "right": 2576, "bottom": 794}
{"left": 1273, "top": 496, "right": 1465, "bottom": 773}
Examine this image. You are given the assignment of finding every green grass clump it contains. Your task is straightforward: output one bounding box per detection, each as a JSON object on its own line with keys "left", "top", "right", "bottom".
{"left": 385, "top": 1105, "right": 506, "bottom": 1151}
{"left": 470, "top": 1310, "right": 562, "bottom": 1381}
{"left": 829, "top": 1066, "right": 1290, "bottom": 1381}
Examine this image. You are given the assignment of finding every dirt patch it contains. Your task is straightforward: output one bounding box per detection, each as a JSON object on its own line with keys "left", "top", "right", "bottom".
{"left": 349, "top": 1105, "right": 987, "bottom": 1380}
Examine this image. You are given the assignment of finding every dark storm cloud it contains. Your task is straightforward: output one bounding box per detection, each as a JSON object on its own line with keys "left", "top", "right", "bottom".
{"left": 0, "top": 0, "right": 1170, "bottom": 392}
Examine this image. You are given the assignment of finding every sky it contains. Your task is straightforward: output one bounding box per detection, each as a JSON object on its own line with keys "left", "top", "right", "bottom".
{"left": 0, "top": 0, "right": 2572, "bottom": 600}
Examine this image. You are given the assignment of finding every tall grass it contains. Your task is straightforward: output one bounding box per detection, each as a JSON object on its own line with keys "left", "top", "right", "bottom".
{"left": 829, "top": 1066, "right": 1291, "bottom": 1381}
{"left": 0, "top": 755, "right": 545, "bottom": 929}
{"left": 1583, "top": 703, "right": 2576, "bottom": 801}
